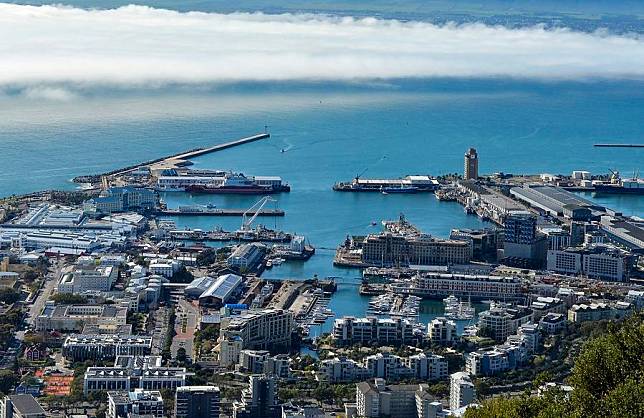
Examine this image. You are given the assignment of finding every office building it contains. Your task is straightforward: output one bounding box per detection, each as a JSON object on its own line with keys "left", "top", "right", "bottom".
{"left": 84, "top": 356, "right": 187, "bottom": 395}
{"left": 464, "top": 148, "right": 479, "bottom": 180}
{"left": 107, "top": 389, "right": 164, "bottom": 418}
{"left": 0, "top": 395, "right": 46, "bottom": 418}
{"left": 502, "top": 211, "right": 547, "bottom": 268}
{"left": 175, "top": 386, "right": 220, "bottom": 418}
{"left": 36, "top": 303, "right": 128, "bottom": 332}
{"left": 63, "top": 334, "right": 152, "bottom": 361}
{"left": 57, "top": 264, "right": 117, "bottom": 294}
{"left": 449, "top": 372, "right": 475, "bottom": 411}
{"left": 546, "top": 244, "right": 633, "bottom": 281}
{"left": 450, "top": 228, "right": 500, "bottom": 261}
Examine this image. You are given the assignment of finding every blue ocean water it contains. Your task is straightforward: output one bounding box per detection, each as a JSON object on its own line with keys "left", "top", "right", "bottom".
{"left": 1, "top": 1, "right": 643, "bottom": 331}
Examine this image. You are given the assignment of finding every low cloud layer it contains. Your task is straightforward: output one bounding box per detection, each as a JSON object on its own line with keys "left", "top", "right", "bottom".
{"left": 1, "top": 3, "right": 643, "bottom": 89}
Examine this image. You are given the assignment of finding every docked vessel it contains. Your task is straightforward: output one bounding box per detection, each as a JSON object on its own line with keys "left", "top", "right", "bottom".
{"left": 593, "top": 171, "right": 644, "bottom": 195}
{"left": 333, "top": 175, "right": 438, "bottom": 192}
{"left": 443, "top": 295, "right": 475, "bottom": 320}
{"left": 157, "top": 170, "right": 290, "bottom": 193}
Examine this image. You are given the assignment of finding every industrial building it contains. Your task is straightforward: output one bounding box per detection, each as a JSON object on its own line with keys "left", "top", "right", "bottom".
{"left": 227, "top": 243, "right": 266, "bottom": 272}
{"left": 198, "top": 274, "right": 243, "bottom": 307}
{"left": 510, "top": 185, "right": 605, "bottom": 219}
{"left": 600, "top": 216, "right": 644, "bottom": 253}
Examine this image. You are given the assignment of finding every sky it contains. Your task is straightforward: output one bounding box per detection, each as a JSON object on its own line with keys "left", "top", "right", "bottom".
{"left": 0, "top": 3, "right": 643, "bottom": 98}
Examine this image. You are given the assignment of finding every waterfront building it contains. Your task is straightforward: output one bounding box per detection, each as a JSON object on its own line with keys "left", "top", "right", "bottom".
{"left": 227, "top": 243, "right": 266, "bottom": 272}
{"left": 332, "top": 316, "right": 421, "bottom": 346}
{"left": 356, "top": 379, "right": 419, "bottom": 418}
{"left": 403, "top": 272, "right": 523, "bottom": 300}
{"left": 0, "top": 395, "right": 46, "bottom": 418}
{"left": 546, "top": 244, "right": 633, "bottom": 281}
{"left": 36, "top": 302, "right": 128, "bottom": 332}
{"left": 463, "top": 148, "right": 479, "bottom": 180}
{"left": 478, "top": 305, "right": 533, "bottom": 342}
{"left": 84, "top": 356, "right": 187, "bottom": 395}
{"left": 107, "top": 389, "right": 163, "bottom": 418}
{"left": 198, "top": 273, "right": 243, "bottom": 307}
{"left": 57, "top": 264, "right": 117, "bottom": 294}
{"left": 361, "top": 232, "right": 471, "bottom": 267}
{"left": 220, "top": 309, "right": 294, "bottom": 352}
{"left": 427, "top": 317, "right": 457, "bottom": 345}
{"left": 449, "top": 372, "right": 475, "bottom": 411}
{"left": 233, "top": 375, "right": 279, "bottom": 418}
{"left": 63, "top": 334, "right": 152, "bottom": 361}
{"left": 175, "top": 386, "right": 220, "bottom": 418}
{"left": 84, "top": 187, "right": 158, "bottom": 214}
{"left": 510, "top": 185, "right": 603, "bottom": 219}
{"left": 184, "top": 276, "right": 218, "bottom": 299}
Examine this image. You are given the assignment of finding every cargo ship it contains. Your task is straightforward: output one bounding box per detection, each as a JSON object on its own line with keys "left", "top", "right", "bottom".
{"left": 593, "top": 171, "right": 644, "bottom": 195}
{"left": 159, "top": 171, "right": 290, "bottom": 194}
{"left": 333, "top": 175, "right": 439, "bottom": 192}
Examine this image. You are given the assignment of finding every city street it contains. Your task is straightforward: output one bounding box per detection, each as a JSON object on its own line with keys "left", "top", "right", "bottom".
{"left": 171, "top": 298, "right": 198, "bottom": 361}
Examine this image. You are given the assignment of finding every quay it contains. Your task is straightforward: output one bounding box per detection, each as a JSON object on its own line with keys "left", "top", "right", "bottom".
{"left": 73, "top": 132, "right": 270, "bottom": 183}
{"left": 594, "top": 144, "right": 644, "bottom": 148}
{"left": 156, "top": 208, "right": 284, "bottom": 217}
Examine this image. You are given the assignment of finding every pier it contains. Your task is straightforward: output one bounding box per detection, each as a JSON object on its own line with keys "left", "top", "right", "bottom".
{"left": 73, "top": 132, "right": 270, "bottom": 183}
{"left": 155, "top": 208, "right": 284, "bottom": 217}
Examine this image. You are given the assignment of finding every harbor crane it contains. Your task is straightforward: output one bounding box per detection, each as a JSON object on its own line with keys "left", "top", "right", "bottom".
{"left": 241, "top": 196, "right": 277, "bottom": 231}
{"left": 355, "top": 154, "right": 387, "bottom": 182}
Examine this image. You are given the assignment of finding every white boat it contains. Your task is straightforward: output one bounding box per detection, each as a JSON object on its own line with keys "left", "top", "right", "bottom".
{"left": 444, "top": 295, "right": 475, "bottom": 320}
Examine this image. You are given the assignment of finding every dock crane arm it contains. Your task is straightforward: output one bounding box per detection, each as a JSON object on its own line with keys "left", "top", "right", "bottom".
{"left": 241, "top": 196, "right": 276, "bottom": 231}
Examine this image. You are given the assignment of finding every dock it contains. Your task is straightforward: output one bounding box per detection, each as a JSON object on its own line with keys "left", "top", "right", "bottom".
{"left": 73, "top": 133, "right": 270, "bottom": 183}
{"left": 155, "top": 208, "right": 284, "bottom": 217}
{"left": 594, "top": 144, "right": 644, "bottom": 148}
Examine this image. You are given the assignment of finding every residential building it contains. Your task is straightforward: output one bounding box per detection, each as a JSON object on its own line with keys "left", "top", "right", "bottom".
{"left": 416, "top": 385, "right": 448, "bottom": 418}
{"left": 404, "top": 272, "right": 523, "bottom": 300}
{"left": 355, "top": 379, "right": 419, "bottom": 418}
{"left": 281, "top": 403, "right": 324, "bottom": 418}
{"left": 478, "top": 305, "right": 533, "bottom": 342}
{"left": 538, "top": 313, "right": 566, "bottom": 334}
{"left": 428, "top": 317, "right": 456, "bottom": 345}
{"left": 529, "top": 297, "right": 567, "bottom": 320}
{"left": 449, "top": 372, "right": 475, "bottom": 411}
{"left": 220, "top": 309, "right": 294, "bottom": 352}
{"left": 567, "top": 302, "right": 632, "bottom": 323}
{"left": 332, "top": 316, "right": 421, "bottom": 346}
{"left": 175, "top": 386, "right": 220, "bottom": 418}
{"left": 466, "top": 342, "right": 528, "bottom": 376}
{"left": 219, "top": 336, "right": 243, "bottom": 368}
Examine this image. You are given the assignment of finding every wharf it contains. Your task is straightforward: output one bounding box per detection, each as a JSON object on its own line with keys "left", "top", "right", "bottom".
{"left": 156, "top": 208, "right": 284, "bottom": 217}
{"left": 73, "top": 133, "right": 270, "bottom": 183}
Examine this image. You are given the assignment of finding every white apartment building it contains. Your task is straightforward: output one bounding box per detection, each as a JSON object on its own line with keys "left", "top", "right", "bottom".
{"left": 220, "top": 309, "right": 294, "bottom": 351}
{"left": 332, "top": 316, "right": 420, "bottom": 346}
{"left": 449, "top": 372, "right": 476, "bottom": 411}
{"left": 428, "top": 317, "right": 457, "bottom": 345}
{"left": 57, "top": 265, "right": 117, "bottom": 294}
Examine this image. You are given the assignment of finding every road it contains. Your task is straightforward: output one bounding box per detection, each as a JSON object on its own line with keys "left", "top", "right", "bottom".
{"left": 170, "top": 299, "right": 198, "bottom": 361}
{"left": 16, "top": 260, "right": 64, "bottom": 342}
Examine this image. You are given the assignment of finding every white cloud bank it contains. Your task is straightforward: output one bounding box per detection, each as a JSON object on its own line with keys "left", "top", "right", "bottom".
{"left": 1, "top": 3, "right": 643, "bottom": 88}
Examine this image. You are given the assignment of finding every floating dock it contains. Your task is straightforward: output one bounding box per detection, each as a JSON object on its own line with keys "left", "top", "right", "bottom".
{"left": 156, "top": 208, "right": 284, "bottom": 217}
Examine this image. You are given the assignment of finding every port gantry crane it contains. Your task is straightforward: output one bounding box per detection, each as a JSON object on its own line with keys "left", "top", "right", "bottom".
{"left": 240, "top": 196, "right": 277, "bottom": 231}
